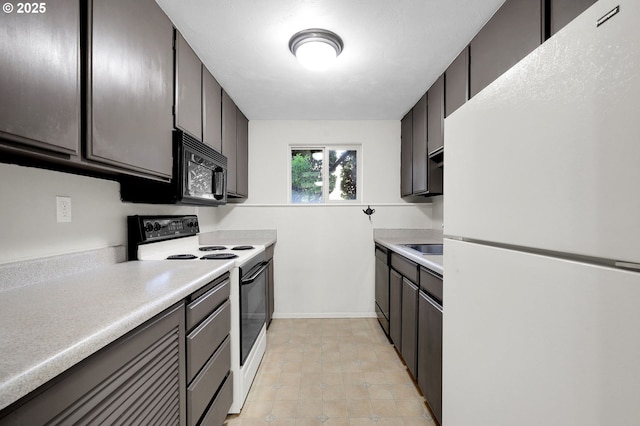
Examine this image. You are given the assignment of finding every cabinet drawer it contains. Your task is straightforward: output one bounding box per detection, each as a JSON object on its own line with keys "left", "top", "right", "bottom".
{"left": 186, "top": 275, "right": 230, "bottom": 331}
{"left": 391, "top": 252, "right": 418, "bottom": 283}
{"left": 187, "top": 299, "right": 230, "bottom": 382}
{"left": 375, "top": 245, "right": 388, "bottom": 263}
{"left": 199, "top": 371, "right": 233, "bottom": 426}
{"left": 187, "top": 336, "right": 230, "bottom": 426}
{"left": 420, "top": 267, "right": 443, "bottom": 304}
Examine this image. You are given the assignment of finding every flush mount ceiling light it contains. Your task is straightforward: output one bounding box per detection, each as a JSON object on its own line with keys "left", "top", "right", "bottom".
{"left": 289, "top": 28, "right": 343, "bottom": 71}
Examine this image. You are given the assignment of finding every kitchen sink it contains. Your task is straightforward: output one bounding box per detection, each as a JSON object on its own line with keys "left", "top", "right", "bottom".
{"left": 402, "top": 243, "right": 443, "bottom": 255}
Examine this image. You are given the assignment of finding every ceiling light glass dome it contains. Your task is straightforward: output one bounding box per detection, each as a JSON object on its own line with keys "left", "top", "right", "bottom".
{"left": 289, "top": 28, "right": 343, "bottom": 71}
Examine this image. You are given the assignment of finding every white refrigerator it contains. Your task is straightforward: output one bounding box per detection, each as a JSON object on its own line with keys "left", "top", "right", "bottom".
{"left": 443, "top": 0, "right": 640, "bottom": 424}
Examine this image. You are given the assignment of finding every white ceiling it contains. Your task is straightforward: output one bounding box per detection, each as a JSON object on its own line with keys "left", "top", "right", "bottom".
{"left": 156, "top": 0, "right": 506, "bottom": 120}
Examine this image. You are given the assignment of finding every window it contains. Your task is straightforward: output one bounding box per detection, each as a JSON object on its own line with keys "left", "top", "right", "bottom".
{"left": 290, "top": 146, "right": 360, "bottom": 203}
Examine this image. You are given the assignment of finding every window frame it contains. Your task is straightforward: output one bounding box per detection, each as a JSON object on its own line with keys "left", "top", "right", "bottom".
{"left": 289, "top": 144, "right": 362, "bottom": 204}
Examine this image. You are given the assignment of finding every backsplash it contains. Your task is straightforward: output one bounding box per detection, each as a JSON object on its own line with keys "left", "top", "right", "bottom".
{"left": 0, "top": 162, "right": 205, "bottom": 264}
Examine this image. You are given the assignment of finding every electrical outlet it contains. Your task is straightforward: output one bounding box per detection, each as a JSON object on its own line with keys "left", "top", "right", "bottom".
{"left": 56, "top": 196, "right": 72, "bottom": 223}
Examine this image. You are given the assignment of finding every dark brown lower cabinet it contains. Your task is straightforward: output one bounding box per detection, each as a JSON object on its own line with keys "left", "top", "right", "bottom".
{"left": 185, "top": 273, "right": 232, "bottom": 426}
{"left": 418, "top": 290, "right": 443, "bottom": 425}
{"left": 389, "top": 268, "right": 403, "bottom": 348}
{"left": 401, "top": 278, "right": 419, "bottom": 378}
{"left": 0, "top": 273, "right": 234, "bottom": 426}
{"left": 265, "top": 245, "right": 275, "bottom": 328}
{"left": 0, "top": 303, "right": 186, "bottom": 425}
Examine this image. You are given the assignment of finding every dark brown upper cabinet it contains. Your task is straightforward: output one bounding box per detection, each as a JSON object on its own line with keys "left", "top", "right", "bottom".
{"left": 235, "top": 109, "right": 249, "bottom": 198}
{"left": 0, "top": 0, "right": 80, "bottom": 157}
{"left": 401, "top": 93, "right": 443, "bottom": 198}
{"left": 221, "top": 90, "right": 248, "bottom": 198}
{"left": 203, "top": 67, "right": 222, "bottom": 152}
{"left": 427, "top": 74, "right": 445, "bottom": 157}
{"left": 400, "top": 111, "right": 414, "bottom": 197}
{"left": 175, "top": 31, "right": 203, "bottom": 140}
{"left": 469, "top": 0, "right": 543, "bottom": 98}
{"left": 222, "top": 90, "right": 238, "bottom": 195}
{"left": 445, "top": 47, "right": 469, "bottom": 118}
{"left": 412, "top": 94, "right": 428, "bottom": 194}
{"left": 548, "top": 0, "right": 598, "bottom": 37}
{"left": 87, "top": 0, "right": 174, "bottom": 180}
{"left": 221, "top": 90, "right": 238, "bottom": 195}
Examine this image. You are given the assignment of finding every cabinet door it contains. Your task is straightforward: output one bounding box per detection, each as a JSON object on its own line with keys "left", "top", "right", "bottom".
{"left": 418, "top": 291, "right": 442, "bottom": 425}
{"left": 202, "top": 67, "right": 222, "bottom": 152}
{"left": 400, "top": 110, "right": 413, "bottom": 197}
{"left": 88, "top": 0, "right": 173, "bottom": 179}
{"left": 389, "top": 269, "right": 403, "bottom": 349}
{"left": 469, "top": 0, "right": 542, "bottom": 98}
{"left": 266, "top": 258, "right": 274, "bottom": 328}
{"left": 411, "top": 94, "right": 428, "bottom": 194}
{"left": 445, "top": 47, "right": 469, "bottom": 118}
{"left": 427, "top": 74, "right": 445, "bottom": 156}
{"left": 175, "top": 31, "right": 203, "bottom": 140}
{"left": 401, "top": 278, "right": 418, "bottom": 378}
{"left": 235, "top": 109, "right": 249, "bottom": 197}
{"left": 221, "top": 90, "right": 237, "bottom": 194}
{"left": 0, "top": 0, "right": 80, "bottom": 155}
{"left": 0, "top": 304, "right": 186, "bottom": 425}
{"left": 549, "top": 0, "right": 597, "bottom": 36}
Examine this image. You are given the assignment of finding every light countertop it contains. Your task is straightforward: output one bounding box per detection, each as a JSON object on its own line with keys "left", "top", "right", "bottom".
{"left": 374, "top": 229, "right": 443, "bottom": 275}
{"left": 0, "top": 259, "right": 233, "bottom": 411}
{"left": 199, "top": 229, "right": 277, "bottom": 247}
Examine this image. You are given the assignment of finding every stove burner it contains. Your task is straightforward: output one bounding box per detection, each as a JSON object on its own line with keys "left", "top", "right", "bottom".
{"left": 231, "top": 245, "right": 254, "bottom": 251}
{"left": 199, "top": 245, "right": 227, "bottom": 251}
{"left": 166, "top": 254, "right": 198, "bottom": 260}
{"left": 201, "top": 253, "right": 239, "bottom": 260}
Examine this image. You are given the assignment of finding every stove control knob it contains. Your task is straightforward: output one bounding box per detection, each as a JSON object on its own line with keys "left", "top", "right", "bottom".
{"left": 153, "top": 222, "right": 161, "bottom": 231}
{"left": 144, "top": 222, "right": 154, "bottom": 232}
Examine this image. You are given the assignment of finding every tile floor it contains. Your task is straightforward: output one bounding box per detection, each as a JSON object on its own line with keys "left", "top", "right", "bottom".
{"left": 224, "top": 318, "right": 437, "bottom": 425}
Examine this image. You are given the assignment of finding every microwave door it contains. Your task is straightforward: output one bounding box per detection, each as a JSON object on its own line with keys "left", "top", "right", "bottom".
{"left": 185, "top": 154, "right": 212, "bottom": 199}
{"left": 177, "top": 130, "right": 227, "bottom": 205}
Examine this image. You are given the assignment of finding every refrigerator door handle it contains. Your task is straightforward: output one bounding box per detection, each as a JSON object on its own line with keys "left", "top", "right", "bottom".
{"left": 615, "top": 261, "right": 640, "bottom": 272}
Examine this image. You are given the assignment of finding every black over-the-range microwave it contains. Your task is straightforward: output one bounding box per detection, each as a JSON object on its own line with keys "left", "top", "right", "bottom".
{"left": 120, "top": 130, "right": 227, "bottom": 206}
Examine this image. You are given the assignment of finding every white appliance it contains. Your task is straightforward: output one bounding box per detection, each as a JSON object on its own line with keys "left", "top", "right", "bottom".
{"left": 130, "top": 216, "right": 267, "bottom": 414}
{"left": 443, "top": 1, "right": 640, "bottom": 425}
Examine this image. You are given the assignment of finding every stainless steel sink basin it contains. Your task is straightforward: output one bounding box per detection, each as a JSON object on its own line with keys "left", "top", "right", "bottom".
{"left": 402, "top": 243, "right": 443, "bottom": 255}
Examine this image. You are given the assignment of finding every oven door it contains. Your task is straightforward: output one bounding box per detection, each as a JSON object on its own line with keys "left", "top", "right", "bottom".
{"left": 239, "top": 261, "right": 268, "bottom": 366}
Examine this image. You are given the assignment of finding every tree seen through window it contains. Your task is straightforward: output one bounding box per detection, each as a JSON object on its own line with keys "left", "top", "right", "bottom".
{"left": 291, "top": 147, "right": 358, "bottom": 203}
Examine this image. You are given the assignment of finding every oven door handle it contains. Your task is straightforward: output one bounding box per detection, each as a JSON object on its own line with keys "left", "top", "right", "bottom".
{"left": 241, "top": 261, "right": 269, "bottom": 285}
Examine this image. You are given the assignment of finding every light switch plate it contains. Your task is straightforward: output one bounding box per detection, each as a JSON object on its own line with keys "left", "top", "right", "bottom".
{"left": 56, "top": 196, "right": 72, "bottom": 222}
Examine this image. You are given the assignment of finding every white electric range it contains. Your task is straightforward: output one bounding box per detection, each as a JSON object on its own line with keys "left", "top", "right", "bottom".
{"left": 128, "top": 215, "right": 267, "bottom": 414}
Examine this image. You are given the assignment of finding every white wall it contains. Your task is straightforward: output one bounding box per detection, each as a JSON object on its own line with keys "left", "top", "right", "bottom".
{"left": 204, "top": 120, "right": 433, "bottom": 317}
{"left": 0, "top": 162, "right": 219, "bottom": 264}
{"left": 1, "top": 120, "right": 435, "bottom": 318}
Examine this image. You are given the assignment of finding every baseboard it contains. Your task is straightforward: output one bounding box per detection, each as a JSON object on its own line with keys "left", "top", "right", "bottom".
{"left": 272, "top": 312, "right": 377, "bottom": 319}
